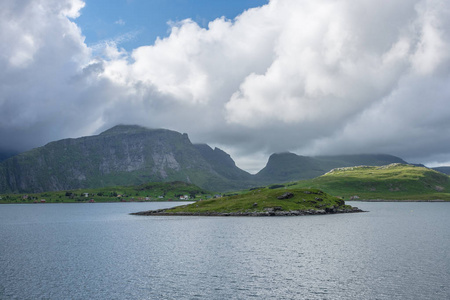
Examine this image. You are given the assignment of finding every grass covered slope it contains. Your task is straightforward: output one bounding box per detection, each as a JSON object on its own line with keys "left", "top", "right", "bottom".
{"left": 293, "top": 164, "right": 450, "bottom": 201}
{"left": 132, "top": 187, "right": 362, "bottom": 216}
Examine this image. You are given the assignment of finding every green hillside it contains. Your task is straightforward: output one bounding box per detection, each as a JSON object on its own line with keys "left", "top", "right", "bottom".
{"left": 132, "top": 187, "right": 361, "bottom": 216}
{"left": 289, "top": 164, "right": 450, "bottom": 201}
{"left": 0, "top": 181, "right": 210, "bottom": 204}
{"left": 314, "top": 154, "right": 407, "bottom": 171}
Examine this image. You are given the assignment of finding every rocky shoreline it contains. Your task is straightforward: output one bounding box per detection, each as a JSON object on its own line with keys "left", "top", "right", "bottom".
{"left": 131, "top": 206, "right": 364, "bottom": 217}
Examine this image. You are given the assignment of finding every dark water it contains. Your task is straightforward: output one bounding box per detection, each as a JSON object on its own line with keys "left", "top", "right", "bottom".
{"left": 1, "top": 202, "right": 449, "bottom": 300}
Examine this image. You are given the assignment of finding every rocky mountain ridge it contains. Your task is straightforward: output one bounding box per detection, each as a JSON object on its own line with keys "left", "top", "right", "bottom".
{"left": 0, "top": 125, "right": 435, "bottom": 193}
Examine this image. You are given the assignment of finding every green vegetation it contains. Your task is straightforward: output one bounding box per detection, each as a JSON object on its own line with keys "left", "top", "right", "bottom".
{"left": 285, "top": 164, "right": 450, "bottom": 201}
{"left": 0, "top": 181, "right": 211, "bottom": 204}
{"left": 138, "top": 187, "right": 356, "bottom": 215}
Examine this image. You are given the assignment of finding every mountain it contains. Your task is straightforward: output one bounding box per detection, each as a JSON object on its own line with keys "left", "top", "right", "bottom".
{"left": 0, "top": 124, "right": 422, "bottom": 194}
{"left": 291, "top": 164, "right": 450, "bottom": 201}
{"left": 255, "top": 152, "right": 408, "bottom": 184}
{"left": 433, "top": 166, "right": 450, "bottom": 175}
{"left": 255, "top": 153, "right": 324, "bottom": 183}
{"left": 194, "top": 144, "right": 252, "bottom": 181}
{"left": 0, "top": 125, "right": 253, "bottom": 193}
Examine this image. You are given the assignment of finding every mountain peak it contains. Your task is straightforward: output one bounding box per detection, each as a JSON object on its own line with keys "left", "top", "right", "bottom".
{"left": 269, "top": 152, "right": 302, "bottom": 159}
{"left": 99, "top": 124, "right": 152, "bottom": 136}
{"left": 99, "top": 125, "right": 191, "bottom": 141}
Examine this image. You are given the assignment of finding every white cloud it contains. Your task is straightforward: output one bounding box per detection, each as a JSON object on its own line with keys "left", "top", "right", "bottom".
{"left": 1, "top": 0, "right": 450, "bottom": 172}
{"left": 60, "top": 0, "right": 85, "bottom": 18}
{"left": 115, "top": 19, "right": 125, "bottom": 26}
{"left": 0, "top": 0, "right": 95, "bottom": 149}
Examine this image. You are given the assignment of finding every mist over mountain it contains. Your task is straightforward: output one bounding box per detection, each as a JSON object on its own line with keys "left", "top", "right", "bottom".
{"left": 0, "top": 125, "right": 420, "bottom": 193}
{"left": 0, "top": 151, "right": 18, "bottom": 162}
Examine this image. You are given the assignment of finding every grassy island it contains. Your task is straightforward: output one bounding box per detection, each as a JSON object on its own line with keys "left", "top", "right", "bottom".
{"left": 131, "top": 187, "right": 362, "bottom": 216}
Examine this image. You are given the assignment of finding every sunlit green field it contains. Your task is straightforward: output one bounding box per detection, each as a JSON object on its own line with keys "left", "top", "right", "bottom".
{"left": 280, "top": 164, "right": 450, "bottom": 201}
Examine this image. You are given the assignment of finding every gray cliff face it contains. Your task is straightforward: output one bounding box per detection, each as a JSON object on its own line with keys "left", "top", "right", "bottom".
{"left": 151, "top": 153, "right": 181, "bottom": 178}
{"left": 99, "top": 139, "right": 147, "bottom": 174}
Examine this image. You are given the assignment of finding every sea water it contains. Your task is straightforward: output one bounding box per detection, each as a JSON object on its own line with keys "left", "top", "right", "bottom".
{"left": 1, "top": 202, "right": 449, "bottom": 299}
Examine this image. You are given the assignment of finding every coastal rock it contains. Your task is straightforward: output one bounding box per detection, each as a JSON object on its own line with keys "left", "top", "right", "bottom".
{"left": 325, "top": 206, "right": 337, "bottom": 213}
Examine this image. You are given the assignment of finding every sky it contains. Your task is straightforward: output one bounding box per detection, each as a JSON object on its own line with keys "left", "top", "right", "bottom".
{"left": 1, "top": 0, "right": 450, "bottom": 173}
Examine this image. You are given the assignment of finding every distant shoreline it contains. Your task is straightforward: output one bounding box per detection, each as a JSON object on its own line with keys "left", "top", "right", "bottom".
{"left": 2, "top": 199, "right": 448, "bottom": 205}
{"left": 0, "top": 200, "right": 193, "bottom": 205}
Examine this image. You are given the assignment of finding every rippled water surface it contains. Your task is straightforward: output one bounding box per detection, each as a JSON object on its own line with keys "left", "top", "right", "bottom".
{"left": 1, "top": 202, "right": 449, "bottom": 299}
